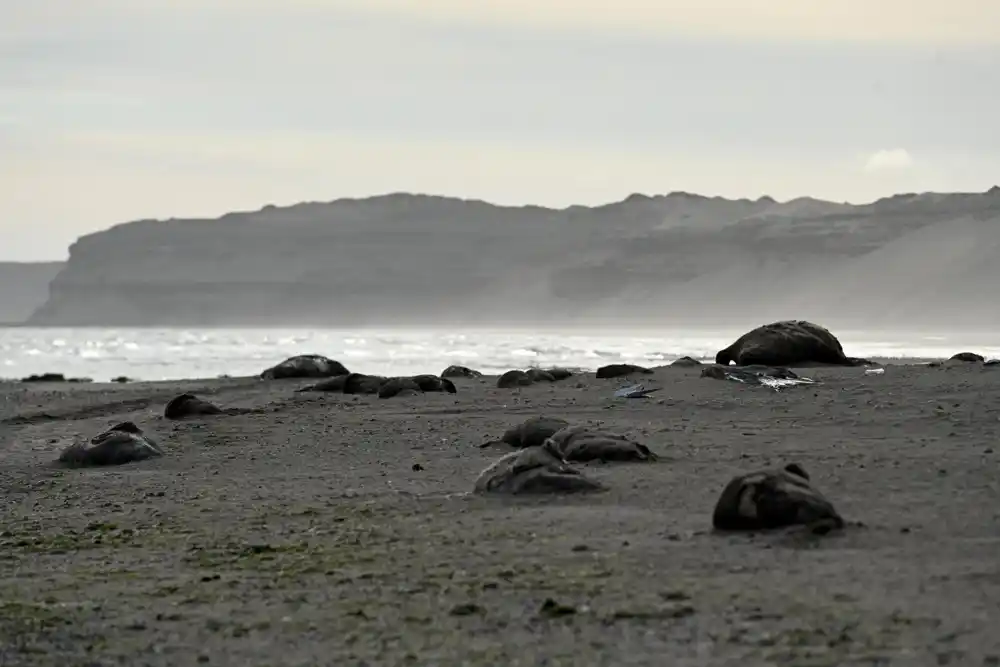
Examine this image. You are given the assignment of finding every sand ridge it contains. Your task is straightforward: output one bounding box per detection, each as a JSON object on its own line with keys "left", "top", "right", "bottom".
{"left": 1, "top": 362, "right": 998, "bottom": 665}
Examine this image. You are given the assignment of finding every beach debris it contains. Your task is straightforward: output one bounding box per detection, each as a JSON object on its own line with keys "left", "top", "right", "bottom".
{"left": 481, "top": 416, "right": 570, "bottom": 449}
{"left": 57, "top": 421, "right": 163, "bottom": 468}
{"left": 614, "top": 383, "right": 660, "bottom": 399}
{"left": 545, "top": 425, "right": 658, "bottom": 462}
{"left": 864, "top": 367, "right": 885, "bottom": 376}
{"left": 441, "top": 365, "right": 483, "bottom": 378}
{"left": 164, "top": 393, "right": 224, "bottom": 419}
{"left": 260, "top": 354, "right": 349, "bottom": 380}
{"left": 715, "top": 320, "right": 870, "bottom": 367}
{"left": 712, "top": 463, "right": 844, "bottom": 534}
{"left": 701, "top": 364, "right": 815, "bottom": 390}
{"left": 596, "top": 363, "right": 654, "bottom": 379}
{"left": 474, "top": 444, "right": 605, "bottom": 494}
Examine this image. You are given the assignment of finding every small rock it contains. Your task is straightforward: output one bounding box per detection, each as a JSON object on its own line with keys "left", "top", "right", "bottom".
{"left": 449, "top": 603, "right": 482, "bottom": 616}
{"left": 539, "top": 598, "right": 578, "bottom": 617}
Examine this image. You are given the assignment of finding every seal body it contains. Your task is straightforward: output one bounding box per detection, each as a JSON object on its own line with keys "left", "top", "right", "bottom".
{"left": 260, "top": 355, "right": 349, "bottom": 380}
{"left": 58, "top": 422, "right": 163, "bottom": 468}
{"left": 474, "top": 445, "right": 605, "bottom": 495}
{"left": 712, "top": 464, "right": 843, "bottom": 532}
{"left": 715, "top": 321, "right": 867, "bottom": 367}
{"left": 545, "top": 425, "right": 657, "bottom": 462}
{"left": 164, "top": 393, "right": 223, "bottom": 419}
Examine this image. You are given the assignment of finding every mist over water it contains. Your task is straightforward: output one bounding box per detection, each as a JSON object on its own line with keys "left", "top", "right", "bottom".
{"left": 1, "top": 326, "right": 997, "bottom": 382}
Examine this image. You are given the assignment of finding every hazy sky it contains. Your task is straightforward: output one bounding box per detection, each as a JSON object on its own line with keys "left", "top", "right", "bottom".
{"left": 2, "top": 1, "right": 998, "bottom": 260}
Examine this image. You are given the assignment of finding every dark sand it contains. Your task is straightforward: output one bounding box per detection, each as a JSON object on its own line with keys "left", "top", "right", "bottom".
{"left": 1, "top": 363, "right": 998, "bottom": 666}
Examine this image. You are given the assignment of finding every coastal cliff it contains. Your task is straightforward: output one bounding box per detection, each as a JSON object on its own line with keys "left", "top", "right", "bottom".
{"left": 28, "top": 188, "right": 1000, "bottom": 328}
{"left": 0, "top": 262, "right": 65, "bottom": 324}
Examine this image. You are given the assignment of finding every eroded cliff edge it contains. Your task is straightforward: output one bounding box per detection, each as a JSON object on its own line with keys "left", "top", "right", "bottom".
{"left": 0, "top": 262, "right": 65, "bottom": 323}
{"left": 28, "top": 189, "right": 1000, "bottom": 328}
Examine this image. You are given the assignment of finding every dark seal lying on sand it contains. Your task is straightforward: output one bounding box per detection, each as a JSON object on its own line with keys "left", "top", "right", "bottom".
{"left": 473, "top": 444, "right": 605, "bottom": 495}
{"left": 949, "top": 352, "right": 985, "bottom": 363}
{"left": 712, "top": 463, "right": 844, "bottom": 534}
{"left": 441, "top": 365, "right": 482, "bottom": 378}
{"left": 164, "top": 393, "right": 223, "bottom": 419}
{"left": 481, "top": 416, "right": 571, "bottom": 449}
{"left": 377, "top": 375, "right": 456, "bottom": 399}
{"left": 596, "top": 364, "right": 654, "bottom": 378}
{"left": 715, "top": 320, "right": 869, "bottom": 368}
{"left": 545, "top": 425, "right": 658, "bottom": 462}
{"left": 260, "top": 355, "right": 349, "bottom": 380}
{"left": 497, "top": 368, "right": 573, "bottom": 388}
{"left": 57, "top": 421, "right": 163, "bottom": 468}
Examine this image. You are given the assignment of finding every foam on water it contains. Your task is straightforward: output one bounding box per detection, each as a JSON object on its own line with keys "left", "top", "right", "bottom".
{"left": 0, "top": 327, "right": 997, "bottom": 383}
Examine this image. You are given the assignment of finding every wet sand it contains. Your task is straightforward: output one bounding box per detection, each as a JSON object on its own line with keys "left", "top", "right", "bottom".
{"left": 1, "top": 362, "right": 998, "bottom": 666}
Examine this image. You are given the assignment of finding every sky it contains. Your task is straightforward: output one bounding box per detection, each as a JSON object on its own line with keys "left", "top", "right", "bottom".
{"left": 2, "top": 1, "right": 998, "bottom": 260}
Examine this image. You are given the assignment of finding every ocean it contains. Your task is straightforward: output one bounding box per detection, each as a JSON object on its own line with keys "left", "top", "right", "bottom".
{"left": 2, "top": 327, "right": 998, "bottom": 383}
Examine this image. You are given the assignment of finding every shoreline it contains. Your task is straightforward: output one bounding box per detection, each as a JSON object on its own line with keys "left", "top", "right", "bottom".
{"left": 1, "top": 362, "right": 998, "bottom": 663}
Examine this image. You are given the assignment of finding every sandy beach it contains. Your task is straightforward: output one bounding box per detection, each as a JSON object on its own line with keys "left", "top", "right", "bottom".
{"left": 1, "top": 361, "right": 998, "bottom": 666}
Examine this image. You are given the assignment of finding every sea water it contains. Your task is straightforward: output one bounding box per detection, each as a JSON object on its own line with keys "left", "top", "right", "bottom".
{"left": 1, "top": 327, "right": 997, "bottom": 383}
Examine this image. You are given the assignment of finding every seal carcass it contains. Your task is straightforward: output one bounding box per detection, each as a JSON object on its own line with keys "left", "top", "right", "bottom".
{"left": 260, "top": 355, "right": 349, "bottom": 380}
{"left": 473, "top": 444, "right": 605, "bottom": 495}
{"left": 545, "top": 425, "right": 657, "bottom": 462}
{"left": 715, "top": 321, "right": 868, "bottom": 367}
{"left": 295, "top": 374, "right": 350, "bottom": 392}
{"left": 58, "top": 421, "right": 163, "bottom": 468}
{"left": 596, "top": 364, "right": 654, "bottom": 379}
{"left": 441, "top": 365, "right": 482, "bottom": 378}
{"left": 164, "top": 393, "right": 223, "bottom": 419}
{"left": 342, "top": 373, "right": 389, "bottom": 395}
{"left": 497, "top": 368, "right": 573, "bottom": 388}
{"left": 481, "top": 416, "right": 571, "bottom": 449}
{"left": 712, "top": 463, "right": 844, "bottom": 533}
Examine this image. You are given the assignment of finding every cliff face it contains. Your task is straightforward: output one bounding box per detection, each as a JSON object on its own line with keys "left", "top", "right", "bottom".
{"left": 0, "top": 262, "right": 65, "bottom": 323}
{"left": 28, "top": 189, "right": 1000, "bottom": 329}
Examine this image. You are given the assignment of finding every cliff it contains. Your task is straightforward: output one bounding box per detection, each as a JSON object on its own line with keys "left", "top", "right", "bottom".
{"left": 0, "top": 262, "right": 65, "bottom": 324}
{"left": 28, "top": 188, "right": 1000, "bottom": 329}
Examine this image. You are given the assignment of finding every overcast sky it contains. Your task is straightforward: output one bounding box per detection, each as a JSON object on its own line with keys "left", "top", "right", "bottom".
{"left": 2, "top": 0, "right": 998, "bottom": 260}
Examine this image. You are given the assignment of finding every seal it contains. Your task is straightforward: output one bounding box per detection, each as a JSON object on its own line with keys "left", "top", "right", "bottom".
{"left": 58, "top": 421, "right": 163, "bottom": 468}
{"left": 260, "top": 355, "right": 350, "bottom": 380}
{"left": 164, "top": 393, "right": 223, "bottom": 419}
{"left": 949, "top": 352, "right": 984, "bottom": 363}
{"left": 377, "top": 377, "right": 423, "bottom": 399}
{"left": 497, "top": 368, "right": 573, "bottom": 388}
{"left": 295, "top": 374, "right": 350, "bottom": 392}
{"left": 441, "top": 365, "right": 483, "bottom": 378}
{"left": 481, "top": 416, "right": 571, "bottom": 449}
{"left": 342, "top": 373, "right": 389, "bottom": 395}
{"left": 545, "top": 425, "right": 657, "bottom": 462}
{"left": 596, "top": 364, "right": 653, "bottom": 379}
{"left": 715, "top": 320, "right": 869, "bottom": 367}
{"left": 409, "top": 374, "right": 458, "bottom": 394}
{"left": 711, "top": 463, "right": 844, "bottom": 534}
{"left": 473, "top": 444, "right": 605, "bottom": 495}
